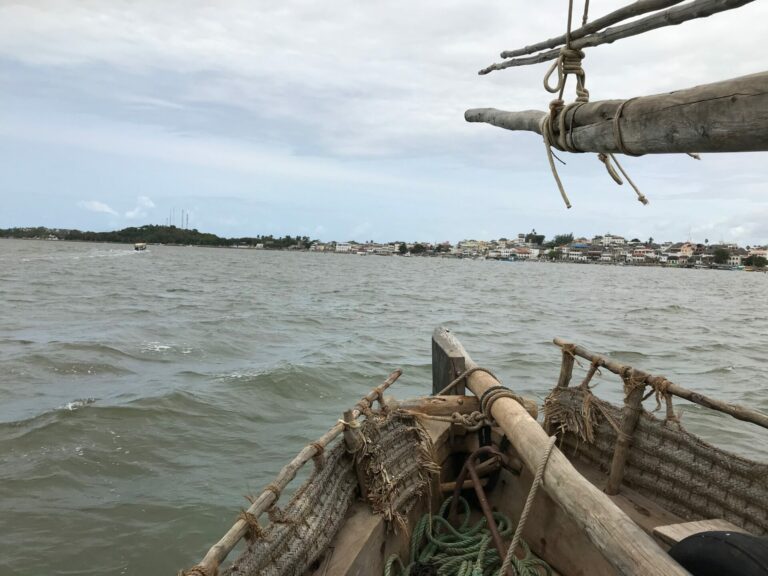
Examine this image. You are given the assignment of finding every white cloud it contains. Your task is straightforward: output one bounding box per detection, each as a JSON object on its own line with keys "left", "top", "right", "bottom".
{"left": 2, "top": 1, "right": 768, "bottom": 242}
{"left": 78, "top": 200, "right": 117, "bottom": 216}
{"left": 125, "top": 195, "right": 155, "bottom": 219}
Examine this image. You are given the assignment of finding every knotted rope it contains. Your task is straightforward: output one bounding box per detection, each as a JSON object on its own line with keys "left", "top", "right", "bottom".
{"left": 540, "top": 0, "right": 648, "bottom": 208}
{"left": 480, "top": 385, "right": 527, "bottom": 425}
{"left": 238, "top": 510, "right": 266, "bottom": 542}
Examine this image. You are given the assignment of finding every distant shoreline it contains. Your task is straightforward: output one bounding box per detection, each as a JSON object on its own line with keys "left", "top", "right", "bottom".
{"left": 3, "top": 236, "right": 766, "bottom": 272}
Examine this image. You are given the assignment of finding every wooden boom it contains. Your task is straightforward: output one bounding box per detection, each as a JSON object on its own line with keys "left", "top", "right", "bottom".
{"left": 432, "top": 327, "right": 689, "bottom": 576}
{"left": 466, "top": 72, "right": 768, "bottom": 154}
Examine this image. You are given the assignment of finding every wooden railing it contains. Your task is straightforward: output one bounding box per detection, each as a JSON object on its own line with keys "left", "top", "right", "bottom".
{"left": 551, "top": 338, "right": 768, "bottom": 494}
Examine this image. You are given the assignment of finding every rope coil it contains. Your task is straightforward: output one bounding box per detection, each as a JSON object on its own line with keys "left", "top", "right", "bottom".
{"left": 480, "top": 385, "right": 526, "bottom": 425}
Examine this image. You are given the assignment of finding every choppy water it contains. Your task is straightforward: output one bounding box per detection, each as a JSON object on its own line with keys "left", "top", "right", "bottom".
{"left": 1, "top": 238, "right": 766, "bottom": 574}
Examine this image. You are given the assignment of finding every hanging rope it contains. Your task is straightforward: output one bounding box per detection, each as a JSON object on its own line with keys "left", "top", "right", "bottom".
{"left": 497, "top": 436, "right": 557, "bottom": 576}
{"left": 540, "top": 0, "right": 648, "bottom": 208}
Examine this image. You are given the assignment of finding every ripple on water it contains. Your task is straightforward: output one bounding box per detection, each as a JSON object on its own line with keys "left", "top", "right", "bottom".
{"left": 1, "top": 242, "right": 767, "bottom": 575}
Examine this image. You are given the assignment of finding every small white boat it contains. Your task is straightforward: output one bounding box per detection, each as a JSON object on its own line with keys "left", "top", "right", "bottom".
{"left": 134, "top": 243, "right": 147, "bottom": 251}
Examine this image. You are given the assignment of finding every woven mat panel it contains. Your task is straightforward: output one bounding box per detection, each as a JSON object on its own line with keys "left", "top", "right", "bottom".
{"left": 223, "top": 440, "right": 356, "bottom": 576}
{"left": 546, "top": 388, "right": 768, "bottom": 535}
{"left": 359, "top": 412, "right": 440, "bottom": 529}
{"left": 222, "top": 413, "right": 438, "bottom": 576}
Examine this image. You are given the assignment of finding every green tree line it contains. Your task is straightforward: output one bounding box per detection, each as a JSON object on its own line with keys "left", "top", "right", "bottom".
{"left": 0, "top": 225, "right": 314, "bottom": 249}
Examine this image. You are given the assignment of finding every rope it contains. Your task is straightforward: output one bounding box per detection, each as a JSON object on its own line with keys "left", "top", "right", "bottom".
{"left": 480, "top": 386, "right": 526, "bottom": 425}
{"left": 437, "top": 367, "right": 503, "bottom": 396}
{"left": 538, "top": 0, "right": 650, "bottom": 208}
{"left": 498, "top": 436, "right": 557, "bottom": 576}
{"left": 237, "top": 510, "right": 266, "bottom": 542}
{"left": 178, "top": 566, "right": 217, "bottom": 576}
{"left": 413, "top": 410, "right": 490, "bottom": 432}
{"left": 384, "top": 497, "right": 552, "bottom": 576}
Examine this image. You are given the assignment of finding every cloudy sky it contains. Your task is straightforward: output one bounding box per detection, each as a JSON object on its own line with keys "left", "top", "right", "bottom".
{"left": 1, "top": 0, "right": 766, "bottom": 244}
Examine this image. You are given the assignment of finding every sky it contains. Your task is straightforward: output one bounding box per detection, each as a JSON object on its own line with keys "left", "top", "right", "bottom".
{"left": 1, "top": 0, "right": 767, "bottom": 245}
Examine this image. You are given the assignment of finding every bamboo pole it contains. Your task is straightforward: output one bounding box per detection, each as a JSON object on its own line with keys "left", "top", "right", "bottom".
{"left": 481, "top": 0, "right": 755, "bottom": 74}
{"left": 499, "top": 0, "right": 685, "bottom": 59}
{"left": 553, "top": 338, "right": 768, "bottom": 430}
{"left": 186, "top": 369, "right": 402, "bottom": 576}
{"left": 432, "top": 327, "right": 688, "bottom": 576}
{"left": 466, "top": 72, "right": 768, "bottom": 154}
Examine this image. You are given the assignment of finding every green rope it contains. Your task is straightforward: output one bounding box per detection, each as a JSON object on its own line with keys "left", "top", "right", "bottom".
{"left": 384, "top": 497, "right": 553, "bottom": 576}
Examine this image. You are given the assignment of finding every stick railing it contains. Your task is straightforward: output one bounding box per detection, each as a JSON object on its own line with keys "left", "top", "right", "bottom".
{"left": 553, "top": 338, "right": 768, "bottom": 430}
{"left": 182, "top": 369, "right": 402, "bottom": 576}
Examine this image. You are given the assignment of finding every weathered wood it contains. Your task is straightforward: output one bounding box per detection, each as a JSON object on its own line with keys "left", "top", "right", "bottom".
{"left": 557, "top": 349, "right": 575, "bottom": 389}
{"left": 605, "top": 371, "right": 646, "bottom": 495}
{"left": 395, "top": 395, "right": 480, "bottom": 416}
{"left": 554, "top": 338, "right": 768, "bottom": 430}
{"left": 433, "top": 327, "right": 688, "bottom": 576}
{"left": 653, "top": 519, "right": 749, "bottom": 546}
{"left": 188, "top": 369, "right": 402, "bottom": 576}
{"left": 482, "top": 0, "right": 755, "bottom": 73}
{"left": 466, "top": 72, "right": 768, "bottom": 154}
{"left": 432, "top": 328, "right": 467, "bottom": 395}
{"left": 499, "top": 0, "right": 685, "bottom": 59}
{"left": 344, "top": 409, "right": 369, "bottom": 500}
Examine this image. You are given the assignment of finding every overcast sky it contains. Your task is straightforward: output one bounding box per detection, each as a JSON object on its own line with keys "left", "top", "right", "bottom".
{"left": 1, "top": 0, "right": 766, "bottom": 244}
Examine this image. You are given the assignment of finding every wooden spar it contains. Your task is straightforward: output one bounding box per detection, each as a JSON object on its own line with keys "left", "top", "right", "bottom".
{"left": 499, "top": 0, "right": 686, "bottom": 59}
{"left": 466, "top": 72, "right": 768, "bottom": 154}
{"left": 482, "top": 0, "right": 755, "bottom": 73}
{"left": 553, "top": 338, "right": 768, "bottom": 430}
{"left": 432, "top": 327, "right": 688, "bottom": 576}
{"left": 188, "top": 369, "right": 402, "bottom": 576}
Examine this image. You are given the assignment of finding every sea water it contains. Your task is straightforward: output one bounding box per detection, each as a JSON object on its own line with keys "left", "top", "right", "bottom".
{"left": 1, "top": 238, "right": 766, "bottom": 574}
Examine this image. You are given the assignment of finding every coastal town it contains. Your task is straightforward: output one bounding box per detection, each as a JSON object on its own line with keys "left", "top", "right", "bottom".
{"left": 4, "top": 226, "right": 767, "bottom": 269}
{"left": 310, "top": 232, "right": 768, "bottom": 270}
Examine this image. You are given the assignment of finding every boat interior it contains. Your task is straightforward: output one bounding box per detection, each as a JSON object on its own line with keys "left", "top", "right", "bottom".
{"left": 184, "top": 327, "right": 768, "bottom": 576}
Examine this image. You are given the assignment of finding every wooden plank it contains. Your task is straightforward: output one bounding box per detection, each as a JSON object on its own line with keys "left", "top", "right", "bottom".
{"left": 395, "top": 395, "right": 480, "bottom": 416}
{"left": 432, "top": 327, "right": 467, "bottom": 395}
{"left": 653, "top": 520, "right": 749, "bottom": 547}
{"left": 466, "top": 72, "right": 768, "bottom": 154}
{"left": 433, "top": 327, "right": 689, "bottom": 576}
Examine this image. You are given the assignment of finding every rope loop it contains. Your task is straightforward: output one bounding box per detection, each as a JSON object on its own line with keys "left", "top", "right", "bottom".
{"left": 264, "top": 483, "right": 281, "bottom": 500}
{"left": 543, "top": 47, "right": 588, "bottom": 102}
{"left": 479, "top": 385, "right": 526, "bottom": 425}
{"left": 238, "top": 510, "right": 266, "bottom": 542}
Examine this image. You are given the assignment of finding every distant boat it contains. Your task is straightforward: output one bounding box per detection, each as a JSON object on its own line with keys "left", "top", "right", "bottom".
{"left": 134, "top": 243, "right": 147, "bottom": 251}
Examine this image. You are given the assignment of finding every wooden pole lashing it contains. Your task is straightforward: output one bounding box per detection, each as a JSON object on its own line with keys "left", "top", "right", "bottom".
{"left": 466, "top": 72, "right": 768, "bottom": 155}
{"left": 605, "top": 370, "right": 646, "bottom": 495}
{"left": 553, "top": 338, "right": 768, "bottom": 430}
